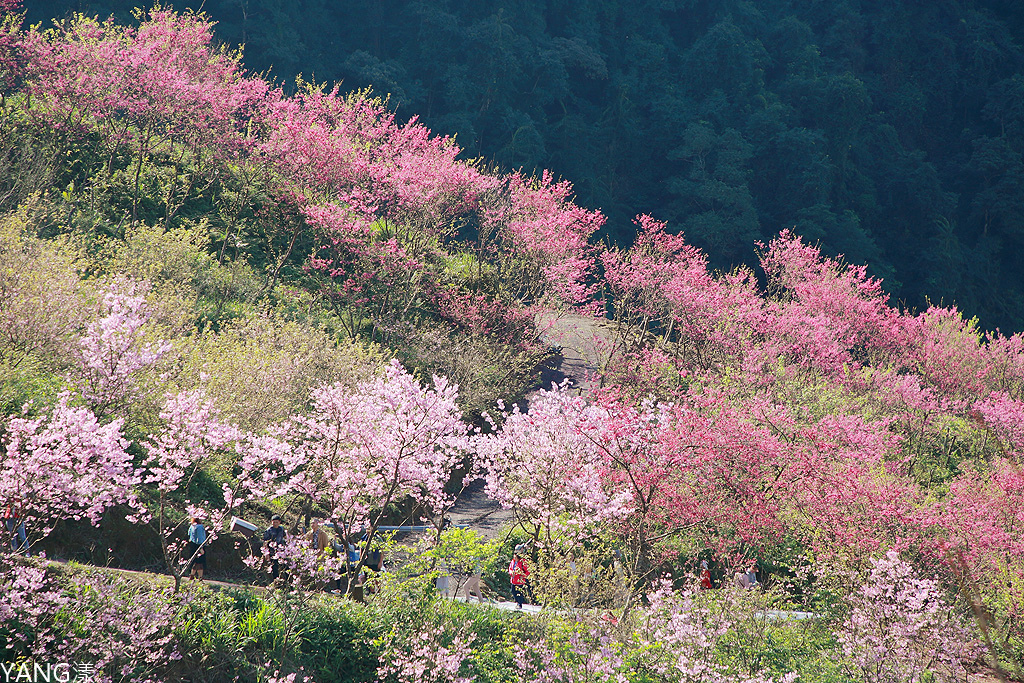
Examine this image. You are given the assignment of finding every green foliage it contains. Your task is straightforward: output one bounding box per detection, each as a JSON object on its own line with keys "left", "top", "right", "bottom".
{"left": 531, "top": 541, "right": 632, "bottom": 611}
{"left": 0, "top": 205, "right": 88, "bottom": 411}
{"left": 31, "top": 0, "right": 1024, "bottom": 330}
{"left": 415, "top": 527, "right": 500, "bottom": 575}
{"left": 391, "top": 320, "right": 549, "bottom": 416}
{"left": 731, "top": 618, "right": 847, "bottom": 683}
{"left": 105, "top": 219, "right": 263, "bottom": 327}
{"left": 4, "top": 3, "right": 1019, "bottom": 678}
{"left": 177, "top": 589, "right": 303, "bottom": 681}
{"left": 717, "top": 588, "right": 818, "bottom": 677}
{"left": 297, "top": 602, "right": 381, "bottom": 683}
{"left": 175, "top": 314, "right": 377, "bottom": 432}
{"left": 15, "top": 557, "right": 870, "bottom": 683}
{"left": 174, "top": 579, "right": 554, "bottom": 683}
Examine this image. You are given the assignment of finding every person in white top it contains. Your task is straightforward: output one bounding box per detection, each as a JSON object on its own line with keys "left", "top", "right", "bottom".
{"left": 745, "top": 562, "right": 759, "bottom": 589}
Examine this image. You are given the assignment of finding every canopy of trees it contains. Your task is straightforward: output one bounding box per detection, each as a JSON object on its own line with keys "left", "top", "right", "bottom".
{"left": 27, "top": 0, "right": 1024, "bottom": 332}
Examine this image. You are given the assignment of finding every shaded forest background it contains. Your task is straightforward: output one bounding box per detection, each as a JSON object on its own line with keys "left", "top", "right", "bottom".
{"left": 27, "top": 0, "right": 1024, "bottom": 333}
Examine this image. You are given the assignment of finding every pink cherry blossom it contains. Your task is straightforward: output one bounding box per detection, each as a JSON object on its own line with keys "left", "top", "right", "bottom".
{"left": 74, "top": 278, "right": 171, "bottom": 414}
{"left": 1, "top": 393, "right": 139, "bottom": 545}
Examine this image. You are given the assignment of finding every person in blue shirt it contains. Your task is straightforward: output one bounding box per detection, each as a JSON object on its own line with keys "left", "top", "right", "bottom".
{"left": 188, "top": 517, "right": 207, "bottom": 581}
{"left": 4, "top": 498, "right": 27, "bottom": 555}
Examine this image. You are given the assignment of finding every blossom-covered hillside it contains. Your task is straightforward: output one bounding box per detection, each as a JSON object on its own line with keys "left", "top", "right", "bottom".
{"left": 0, "top": 5, "right": 1021, "bottom": 682}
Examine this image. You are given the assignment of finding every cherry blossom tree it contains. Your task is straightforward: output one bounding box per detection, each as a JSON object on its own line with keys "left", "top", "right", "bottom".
{"left": 261, "top": 83, "right": 493, "bottom": 220}
{"left": 257, "top": 359, "right": 471, "bottom": 588}
{"left": 0, "top": 556, "right": 182, "bottom": 680}
{"left": 141, "top": 389, "right": 244, "bottom": 591}
{"left": 477, "top": 384, "right": 632, "bottom": 547}
{"left": 74, "top": 278, "right": 171, "bottom": 416}
{"left": 601, "top": 214, "right": 760, "bottom": 373}
{"left": 0, "top": 393, "right": 139, "bottom": 548}
{"left": 8, "top": 6, "right": 1024, "bottom": 678}
{"left": 635, "top": 580, "right": 802, "bottom": 683}
{"left": 301, "top": 201, "right": 429, "bottom": 341}
{"left": 377, "top": 629, "right": 475, "bottom": 683}
{"left": 479, "top": 170, "right": 603, "bottom": 310}
{"left": 840, "top": 551, "right": 982, "bottom": 683}
{"left": 0, "top": 0, "right": 22, "bottom": 91}
{"left": 755, "top": 230, "right": 911, "bottom": 378}
{"left": 483, "top": 380, "right": 928, "bottom": 602}
{"left": 20, "top": 8, "right": 269, "bottom": 223}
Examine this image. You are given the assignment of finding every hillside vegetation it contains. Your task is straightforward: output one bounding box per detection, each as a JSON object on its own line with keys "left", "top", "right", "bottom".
{"left": 0, "top": 5, "right": 1023, "bottom": 683}
{"left": 27, "top": 0, "right": 1024, "bottom": 333}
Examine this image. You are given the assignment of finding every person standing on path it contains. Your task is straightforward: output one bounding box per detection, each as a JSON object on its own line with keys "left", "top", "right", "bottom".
{"left": 700, "top": 559, "right": 713, "bottom": 589}
{"left": 305, "top": 518, "right": 331, "bottom": 591}
{"left": 509, "top": 545, "right": 530, "bottom": 609}
{"left": 188, "top": 516, "right": 207, "bottom": 581}
{"left": 306, "top": 518, "right": 329, "bottom": 553}
{"left": 262, "top": 514, "right": 287, "bottom": 582}
{"left": 464, "top": 563, "right": 486, "bottom": 604}
{"left": 745, "top": 561, "right": 760, "bottom": 589}
{"left": 4, "top": 498, "right": 27, "bottom": 554}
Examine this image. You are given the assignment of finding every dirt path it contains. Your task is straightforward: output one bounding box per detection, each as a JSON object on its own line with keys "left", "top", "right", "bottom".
{"left": 533, "top": 311, "right": 616, "bottom": 395}
{"left": 444, "top": 479, "right": 511, "bottom": 538}
{"left": 446, "top": 312, "right": 617, "bottom": 538}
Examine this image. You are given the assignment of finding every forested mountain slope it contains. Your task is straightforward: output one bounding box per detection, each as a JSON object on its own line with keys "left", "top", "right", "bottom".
{"left": 27, "top": 0, "right": 1024, "bottom": 332}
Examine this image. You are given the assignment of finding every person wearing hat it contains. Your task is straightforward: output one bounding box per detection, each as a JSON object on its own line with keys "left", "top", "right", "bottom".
{"left": 508, "top": 545, "right": 530, "bottom": 609}
{"left": 262, "top": 514, "right": 287, "bottom": 581}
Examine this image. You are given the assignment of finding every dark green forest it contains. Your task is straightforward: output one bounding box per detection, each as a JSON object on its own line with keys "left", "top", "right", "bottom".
{"left": 27, "top": 0, "right": 1024, "bottom": 332}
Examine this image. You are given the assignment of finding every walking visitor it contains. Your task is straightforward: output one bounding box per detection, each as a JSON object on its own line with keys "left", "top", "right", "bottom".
{"left": 700, "top": 559, "right": 713, "bottom": 589}
{"left": 188, "top": 516, "right": 207, "bottom": 581}
{"left": 262, "top": 514, "right": 287, "bottom": 581}
{"left": 3, "top": 498, "right": 27, "bottom": 554}
{"left": 464, "top": 563, "right": 486, "bottom": 604}
{"left": 509, "top": 545, "right": 530, "bottom": 609}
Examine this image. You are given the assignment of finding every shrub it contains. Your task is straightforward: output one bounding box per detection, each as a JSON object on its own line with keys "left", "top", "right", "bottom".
{"left": 839, "top": 551, "right": 982, "bottom": 683}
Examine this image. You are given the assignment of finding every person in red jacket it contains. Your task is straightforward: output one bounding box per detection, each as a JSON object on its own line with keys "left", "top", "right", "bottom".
{"left": 509, "top": 545, "right": 530, "bottom": 609}
{"left": 700, "top": 559, "right": 714, "bottom": 590}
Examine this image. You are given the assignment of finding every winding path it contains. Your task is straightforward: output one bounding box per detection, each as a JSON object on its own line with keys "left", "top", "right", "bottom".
{"left": 446, "top": 312, "right": 616, "bottom": 537}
